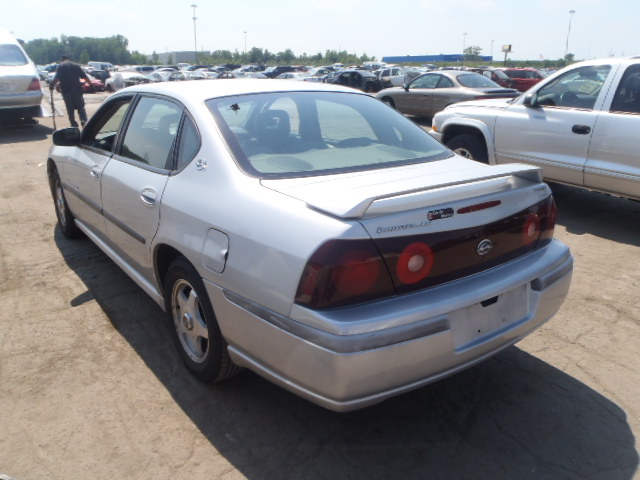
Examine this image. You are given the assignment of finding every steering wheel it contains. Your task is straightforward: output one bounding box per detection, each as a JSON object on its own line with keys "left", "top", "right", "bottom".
{"left": 560, "top": 92, "right": 579, "bottom": 107}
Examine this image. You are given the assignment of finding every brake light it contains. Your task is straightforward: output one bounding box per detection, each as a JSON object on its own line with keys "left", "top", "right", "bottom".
{"left": 295, "top": 239, "right": 394, "bottom": 309}
{"left": 27, "top": 77, "right": 41, "bottom": 91}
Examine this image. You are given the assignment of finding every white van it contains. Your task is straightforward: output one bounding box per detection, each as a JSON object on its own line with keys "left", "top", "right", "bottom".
{"left": 0, "top": 29, "right": 43, "bottom": 123}
{"left": 87, "top": 61, "right": 115, "bottom": 71}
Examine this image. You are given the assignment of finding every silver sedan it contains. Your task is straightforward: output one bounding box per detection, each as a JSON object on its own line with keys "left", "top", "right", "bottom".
{"left": 47, "top": 80, "right": 572, "bottom": 411}
{"left": 376, "top": 70, "right": 519, "bottom": 118}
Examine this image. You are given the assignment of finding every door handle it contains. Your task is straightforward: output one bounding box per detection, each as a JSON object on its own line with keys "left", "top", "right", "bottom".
{"left": 572, "top": 124, "right": 591, "bottom": 135}
{"left": 140, "top": 188, "right": 157, "bottom": 206}
{"left": 90, "top": 165, "right": 101, "bottom": 178}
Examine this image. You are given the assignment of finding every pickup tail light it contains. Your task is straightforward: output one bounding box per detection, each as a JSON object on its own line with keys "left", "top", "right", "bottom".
{"left": 296, "top": 194, "right": 558, "bottom": 310}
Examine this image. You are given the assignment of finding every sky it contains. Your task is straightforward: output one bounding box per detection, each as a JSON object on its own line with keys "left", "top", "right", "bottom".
{"left": 4, "top": 0, "right": 639, "bottom": 63}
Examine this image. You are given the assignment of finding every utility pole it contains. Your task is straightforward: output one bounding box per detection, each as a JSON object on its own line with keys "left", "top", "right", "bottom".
{"left": 191, "top": 4, "right": 198, "bottom": 64}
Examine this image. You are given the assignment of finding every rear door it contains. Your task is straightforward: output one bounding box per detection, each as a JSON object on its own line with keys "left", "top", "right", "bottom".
{"left": 100, "top": 95, "right": 183, "bottom": 273}
{"left": 585, "top": 63, "right": 640, "bottom": 199}
{"left": 494, "top": 64, "right": 613, "bottom": 186}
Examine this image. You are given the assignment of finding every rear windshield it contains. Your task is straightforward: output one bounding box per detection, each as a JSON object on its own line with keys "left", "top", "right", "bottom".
{"left": 0, "top": 44, "right": 28, "bottom": 66}
{"left": 207, "top": 91, "right": 450, "bottom": 179}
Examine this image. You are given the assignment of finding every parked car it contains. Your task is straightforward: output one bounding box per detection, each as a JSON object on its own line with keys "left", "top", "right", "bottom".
{"left": 468, "top": 67, "right": 515, "bottom": 88}
{"left": 263, "top": 66, "right": 298, "bottom": 78}
{"left": 104, "top": 71, "right": 151, "bottom": 92}
{"left": 377, "top": 66, "right": 421, "bottom": 89}
{"left": 168, "top": 70, "right": 208, "bottom": 81}
{"left": 498, "top": 68, "right": 544, "bottom": 92}
{"left": 376, "top": 71, "right": 519, "bottom": 118}
{"left": 431, "top": 58, "right": 640, "bottom": 201}
{"left": 324, "top": 69, "right": 380, "bottom": 92}
{"left": 276, "top": 72, "right": 310, "bottom": 81}
{"left": 47, "top": 79, "right": 572, "bottom": 411}
{"left": 0, "top": 29, "right": 43, "bottom": 123}
{"left": 56, "top": 73, "right": 104, "bottom": 93}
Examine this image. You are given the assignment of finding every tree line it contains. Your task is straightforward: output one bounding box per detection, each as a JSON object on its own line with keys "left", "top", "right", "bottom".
{"left": 23, "top": 35, "right": 375, "bottom": 67}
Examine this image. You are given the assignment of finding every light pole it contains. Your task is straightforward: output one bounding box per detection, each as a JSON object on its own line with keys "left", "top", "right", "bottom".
{"left": 462, "top": 32, "right": 467, "bottom": 66}
{"left": 564, "top": 9, "right": 575, "bottom": 61}
{"left": 191, "top": 4, "right": 198, "bottom": 64}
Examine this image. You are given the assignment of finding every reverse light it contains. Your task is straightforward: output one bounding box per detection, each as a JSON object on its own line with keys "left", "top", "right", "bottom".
{"left": 395, "top": 242, "right": 434, "bottom": 285}
{"left": 522, "top": 213, "right": 541, "bottom": 246}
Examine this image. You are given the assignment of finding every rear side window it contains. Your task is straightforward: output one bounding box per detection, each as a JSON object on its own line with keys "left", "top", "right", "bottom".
{"left": 119, "top": 97, "right": 182, "bottom": 169}
{"left": 176, "top": 115, "right": 201, "bottom": 169}
{"left": 610, "top": 64, "right": 640, "bottom": 114}
{"left": 0, "top": 44, "right": 27, "bottom": 66}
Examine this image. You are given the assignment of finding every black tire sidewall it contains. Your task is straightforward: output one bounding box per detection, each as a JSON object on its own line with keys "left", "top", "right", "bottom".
{"left": 446, "top": 134, "right": 488, "bottom": 164}
{"left": 164, "top": 257, "right": 227, "bottom": 382}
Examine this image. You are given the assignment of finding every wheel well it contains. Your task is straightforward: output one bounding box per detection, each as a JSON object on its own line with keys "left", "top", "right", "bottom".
{"left": 155, "top": 244, "right": 185, "bottom": 296}
{"left": 442, "top": 125, "right": 487, "bottom": 151}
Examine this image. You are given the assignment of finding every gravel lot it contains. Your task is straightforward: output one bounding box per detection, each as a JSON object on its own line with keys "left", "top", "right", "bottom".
{"left": 0, "top": 90, "right": 638, "bottom": 480}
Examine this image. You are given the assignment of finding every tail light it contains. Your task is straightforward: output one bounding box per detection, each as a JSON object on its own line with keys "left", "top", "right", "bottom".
{"left": 295, "top": 239, "right": 394, "bottom": 309}
{"left": 27, "top": 77, "right": 41, "bottom": 91}
{"left": 296, "top": 194, "right": 558, "bottom": 310}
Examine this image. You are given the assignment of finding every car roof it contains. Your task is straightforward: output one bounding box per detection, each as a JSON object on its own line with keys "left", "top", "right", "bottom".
{"left": 116, "top": 78, "right": 360, "bottom": 102}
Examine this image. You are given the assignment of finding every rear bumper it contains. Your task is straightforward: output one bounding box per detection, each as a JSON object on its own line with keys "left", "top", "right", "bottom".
{"left": 207, "top": 239, "right": 573, "bottom": 412}
{"left": 0, "top": 91, "right": 43, "bottom": 119}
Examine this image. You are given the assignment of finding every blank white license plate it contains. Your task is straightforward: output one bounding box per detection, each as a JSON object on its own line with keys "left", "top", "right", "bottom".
{"left": 449, "top": 285, "right": 529, "bottom": 351}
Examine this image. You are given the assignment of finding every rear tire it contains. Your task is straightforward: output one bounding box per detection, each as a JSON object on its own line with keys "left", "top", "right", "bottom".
{"left": 164, "top": 257, "right": 240, "bottom": 382}
{"left": 446, "top": 134, "right": 488, "bottom": 164}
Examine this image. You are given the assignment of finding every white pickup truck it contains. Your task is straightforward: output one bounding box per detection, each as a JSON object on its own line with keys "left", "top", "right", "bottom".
{"left": 431, "top": 58, "right": 640, "bottom": 201}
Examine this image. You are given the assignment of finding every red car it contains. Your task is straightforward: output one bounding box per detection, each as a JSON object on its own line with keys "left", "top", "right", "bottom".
{"left": 498, "top": 68, "right": 544, "bottom": 92}
{"left": 55, "top": 74, "right": 104, "bottom": 93}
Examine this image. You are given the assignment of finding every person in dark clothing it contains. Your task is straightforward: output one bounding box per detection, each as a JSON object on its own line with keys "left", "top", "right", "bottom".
{"left": 49, "top": 55, "right": 91, "bottom": 127}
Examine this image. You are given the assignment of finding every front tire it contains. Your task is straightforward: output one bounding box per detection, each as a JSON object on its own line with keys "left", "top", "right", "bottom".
{"left": 51, "top": 168, "right": 83, "bottom": 238}
{"left": 164, "top": 257, "right": 240, "bottom": 382}
{"left": 446, "top": 134, "right": 488, "bottom": 164}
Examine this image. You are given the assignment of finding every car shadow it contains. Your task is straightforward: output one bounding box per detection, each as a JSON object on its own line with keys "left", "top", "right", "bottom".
{"left": 0, "top": 122, "right": 53, "bottom": 144}
{"left": 550, "top": 182, "right": 640, "bottom": 247}
{"left": 54, "top": 229, "right": 639, "bottom": 480}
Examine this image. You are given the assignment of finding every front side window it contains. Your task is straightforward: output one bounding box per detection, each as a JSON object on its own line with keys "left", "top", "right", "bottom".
{"left": 208, "top": 91, "right": 449, "bottom": 178}
{"left": 536, "top": 65, "right": 611, "bottom": 109}
{"left": 610, "top": 64, "right": 640, "bottom": 114}
{"left": 119, "top": 96, "right": 183, "bottom": 169}
{"left": 82, "top": 97, "right": 132, "bottom": 152}
{"left": 410, "top": 74, "right": 441, "bottom": 89}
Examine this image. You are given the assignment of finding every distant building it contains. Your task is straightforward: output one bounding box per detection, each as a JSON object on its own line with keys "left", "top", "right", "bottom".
{"left": 156, "top": 51, "right": 198, "bottom": 64}
{"left": 382, "top": 54, "right": 493, "bottom": 64}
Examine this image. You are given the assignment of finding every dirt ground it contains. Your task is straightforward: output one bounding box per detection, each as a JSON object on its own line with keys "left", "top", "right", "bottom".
{"left": 0, "top": 90, "right": 638, "bottom": 480}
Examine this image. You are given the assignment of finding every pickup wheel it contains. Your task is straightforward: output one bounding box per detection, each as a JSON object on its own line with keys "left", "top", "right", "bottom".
{"left": 446, "top": 134, "right": 488, "bottom": 164}
{"left": 380, "top": 97, "right": 396, "bottom": 109}
{"left": 164, "top": 257, "right": 241, "bottom": 382}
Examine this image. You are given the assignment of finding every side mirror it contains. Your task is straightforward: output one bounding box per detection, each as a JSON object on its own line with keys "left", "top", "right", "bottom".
{"left": 52, "top": 127, "right": 81, "bottom": 146}
{"left": 523, "top": 93, "right": 540, "bottom": 108}
{"left": 403, "top": 83, "right": 409, "bottom": 91}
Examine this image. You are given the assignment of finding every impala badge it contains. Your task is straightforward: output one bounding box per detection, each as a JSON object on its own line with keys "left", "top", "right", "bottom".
{"left": 477, "top": 239, "right": 493, "bottom": 256}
